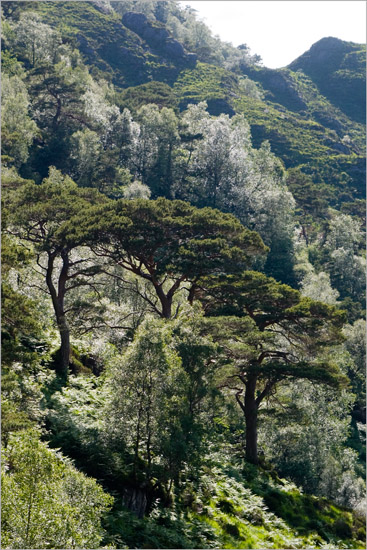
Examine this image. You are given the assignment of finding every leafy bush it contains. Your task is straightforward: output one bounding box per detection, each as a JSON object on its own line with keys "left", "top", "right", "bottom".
{"left": 2, "top": 429, "right": 113, "bottom": 549}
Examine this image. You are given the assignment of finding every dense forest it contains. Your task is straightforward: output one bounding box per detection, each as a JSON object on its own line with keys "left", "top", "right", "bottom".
{"left": 1, "top": 1, "right": 366, "bottom": 548}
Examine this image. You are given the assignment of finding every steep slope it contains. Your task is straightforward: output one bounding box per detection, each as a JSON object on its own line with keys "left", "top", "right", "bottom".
{"left": 5, "top": 1, "right": 196, "bottom": 87}
{"left": 2, "top": 0, "right": 365, "bottom": 204}
{"left": 2, "top": 3, "right": 366, "bottom": 549}
{"left": 102, "top": 460, "right": 366, "bottom": 549}
{"left": 288, "top": 37, "right": 366, "bottom": 123}
{"left": 172, "top": 59, "right": 365, "bottom": 202}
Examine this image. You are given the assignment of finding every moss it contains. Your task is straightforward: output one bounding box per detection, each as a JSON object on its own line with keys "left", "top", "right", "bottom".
{"left": 49, "top": 344, "right": 93, "bottom": 376}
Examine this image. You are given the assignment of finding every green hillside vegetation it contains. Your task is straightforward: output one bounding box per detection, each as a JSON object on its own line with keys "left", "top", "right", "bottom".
{"left": 102, "top": 460, "right": 365, "bottom": 549}
{"left": 173, "top": 61, "right": 365, "bottom": 203}
{"left": 288, "top": 37, "right": 366, "bottom": 123}
{"left": 3, "top": 0, "right": 365, "bottom": 207}
{"left": 1, "top": 1, "right": 366, "bottom": 549}
{"left": 3, "top": 0, "right": 195, "bottom": 87}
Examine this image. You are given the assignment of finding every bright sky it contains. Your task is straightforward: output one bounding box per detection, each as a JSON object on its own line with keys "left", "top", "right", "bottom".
{"left": 178, "top": 1, "right": 366, "bottom": 68}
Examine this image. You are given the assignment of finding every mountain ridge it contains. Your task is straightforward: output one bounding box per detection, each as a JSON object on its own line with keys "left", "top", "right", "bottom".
{"left": 288, "top": 36, "right": 366, "bottom": 123}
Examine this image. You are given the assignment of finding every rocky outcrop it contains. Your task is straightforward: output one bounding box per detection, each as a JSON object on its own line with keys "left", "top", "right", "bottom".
{"left": 206, "top": 98, "right": 236, "bottom": 117}
{"left": 123, "top": 12, "right": 170, "bottom": 44}
{"left": 92, "top": 0, "right": 114, "bottom": 15}
{"left": 244, "top": 66, "right": 307, "bottom": 112}
{"left": 122, "top": 12, "right": 197, "bottom": 67}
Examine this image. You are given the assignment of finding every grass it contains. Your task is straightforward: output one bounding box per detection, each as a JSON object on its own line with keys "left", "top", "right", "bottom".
{"left": 173, "top": 62, "right": 236, "bottom": 110}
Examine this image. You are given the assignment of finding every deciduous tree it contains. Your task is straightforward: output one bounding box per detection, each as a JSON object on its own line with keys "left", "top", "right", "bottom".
{"left": 2, "top": 429, "right": 113, "bottom": 549}
{"left": 1, "top": 75, "right": 38, "bottom": 167}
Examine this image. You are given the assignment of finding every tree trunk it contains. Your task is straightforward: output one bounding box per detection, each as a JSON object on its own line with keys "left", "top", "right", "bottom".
{"left": 161, "top": 299, "right": 172, "bottom": 319}
{"left": 188, "top": 283, "right": 198, "bottom": 305}
{"left": 53, "top": 95, "right": 62, "bottom": 129}
{"left": 244, "top": 374, "right": 259, "bottom": 465}
{"left": 57, "top": 313, "right": 71, "bottom": 376}
{"left": 301, "top": 224, "right": 309, "bottom": 245}
{"left": 154, "top": 283, "right": 172, "bottom": 318}
{"left": 122, "top": 487, "right": 147, "bottom": 519}
{"left": 46, "top": 251, "right": 71, "bottom": 376}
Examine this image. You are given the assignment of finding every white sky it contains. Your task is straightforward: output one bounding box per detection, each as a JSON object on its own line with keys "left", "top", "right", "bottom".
{"left": 178, "top": 1, "right": 366, "bottom": 68}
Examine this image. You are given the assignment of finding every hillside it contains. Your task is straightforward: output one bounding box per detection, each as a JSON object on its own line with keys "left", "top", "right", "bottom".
{"left": 6, "top": 0, "right": 365, "bottom": 206}
{"left": 1, "top": 1, "right": 366, "bottom": 549}
{"left": 289, "top": 36, "right": 366, "bottom": 123}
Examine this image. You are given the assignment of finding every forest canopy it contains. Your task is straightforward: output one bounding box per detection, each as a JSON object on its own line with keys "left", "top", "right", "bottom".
{"left": 1, "top": 1, "right": 366, "bottom": 549}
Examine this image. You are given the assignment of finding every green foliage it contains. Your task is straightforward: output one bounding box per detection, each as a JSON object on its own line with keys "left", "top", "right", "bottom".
{"left": 1, "top": 362, "right": 48, "bottom": 447}
{"left": 320, "top": 212, "right": 366, "bottom": 304}
{"left": 6, "top": 168, "right": 108, "bottom": 375}
{"left": 287, "top": 167, "right": 331, "bottom": 222}
{"left": 64, "top": 197, "right": 266, "bottom": 318}
{"left": 1, "top": 3, "right": 365, "bottom": 549}
{"left": 133, "top": 103, "right": 181, "bottom": 196}
{"left": 233, "top": 93, "right": 332, "bottom": 167}
{"left": 300, "top": 271, "right": 340, "bottom": 305}
{"left": 0, "top": 48, "right": 26, "bottom": 78}
{"left": 1, "top": 283, "right": 41, "bottom": 367}
{"left": 46, "top": 309, "right": 218, "bottom": 493}
{"left": 46, "top": 374, "right": 118, "bottom": 484}
{"left": 6, "top": 169, "right": 105, "bottom": 284}
{"left": 27, "top": 61, "right": 91, "bottom": 177}
{"left": 11, "top": 1, "right": 192, "bottom": 88}
{"left": 119, "top": 81, "right": 179, "bottom": 113}
{"left": 1, "top": 74, "right": 39, "bottom": 167}
{"left": 75, "top": 197, "right": 266, "bottom": 274}
{"left": 1, "top": 226, "right": 52, "bottom": 445}
{"left": 299, "top": 155, "right": 366, "bottom": 206}
{"left": 197, "top": 271, "right": 348, "bottom": 466}
{"left": 2, "top": 429, "right": 113, "bottom": 549}
{"left": 173, "top": 62, "right": 237, "bottom": 114}
{"left": 8, "top": 167, "right": 108, "bottom": 268}
{"left": 1, "top": 231, "right": 41, "bottom": 367}
{"left": 3, "top": 11, "right": 64, "bottom": 68}
{"left": 50, "top": 344, "right": 94, "bottom": 376}
{"left": 103, "top": 459, "right": 366, "bottom": 549}
{"left": 201, "top": 270, "right": 345, "bottom": 341}
{"left": 289, "top": 37, "right": 366, "bottom": 123}
{"left": 112, "top": 0, "right": 260, "bottom": 69}
{"left": 259, "top": 381, "right": 363, "bottom": 505}
{"left": 4, "top": 0, "right": 364, "bottom": 206}
{"left": 343, "top": 320, "right": 366, "bottom": 410}
{"left": 106, "top": 317, "right": 195, "bottom": 485}
{"left": 230, "top": 63, "right": 365, "bottom": 200}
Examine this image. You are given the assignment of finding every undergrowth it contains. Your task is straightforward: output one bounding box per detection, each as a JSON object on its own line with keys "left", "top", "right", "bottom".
{"left": 102, "top": 458, "right": 366, "bottom": 549}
